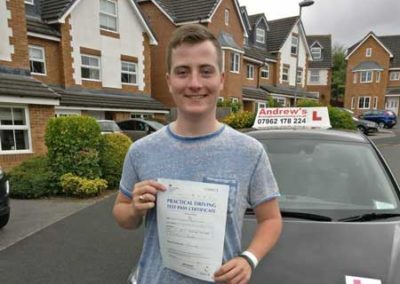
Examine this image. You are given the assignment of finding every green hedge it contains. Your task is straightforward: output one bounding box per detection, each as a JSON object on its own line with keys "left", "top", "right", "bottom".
{"left": 328, "top": 107, "right": 356, "bottom": 130}
{"left": 45, "top": 116, "right": 103, "bottom": 186}
{"left": 222, "top": 111, "right": 256, "bottom": 129}
{"left": 99, "top": 133, "right": 132, "bottom": 189}
{"left": 8, "top": 156, "right": 53, "bottom": 199}
{"left": 60, "top": 173, "right": 107, "bottom": 197}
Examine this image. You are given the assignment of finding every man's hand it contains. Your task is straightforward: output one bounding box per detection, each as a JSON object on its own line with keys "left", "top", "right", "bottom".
{"left": 213, "top": 257, "right": 252, "bottom": 284}
{"left": 113, "top": 180, "right": 166, "bottom": 230}
{"left": 131, "top": 180, "right": 166, "bottom": 216}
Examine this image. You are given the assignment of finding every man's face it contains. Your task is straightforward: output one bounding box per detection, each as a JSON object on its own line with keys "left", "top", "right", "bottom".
{"left": 166, "top": 40, "right": 224, "bottom": 118}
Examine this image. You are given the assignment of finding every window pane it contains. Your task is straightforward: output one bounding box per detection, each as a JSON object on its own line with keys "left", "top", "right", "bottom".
{"left": 1, "top": 130, "right": 15, "bottom": 150}
{"left": 81, "top": 67, "right": 90, "bottom": 78}
{"left": 100, "top": 0, "right": 116, "bottom": 14}
{"left": 13, "top": 108, "right": 26, "bottom": 125}
{"left": 90, "top": 69, "right": 100, "bottom": 79}
{"left": 82, "top": 56, "right": 90, "bottom": 66}
{"left": 32, "top": 61, "right": 45, "bottom": 73}
{"left": 89, "top": 57, "right": 99, "bottom": 67}
{"left": 0, "top": 108, "right": 12, "bottom": 125}
{"left": 29, "top": 48, "right": 43, "bottom": 60}
{"left": 15, "top": 130, "right": 29, "bottom": 150}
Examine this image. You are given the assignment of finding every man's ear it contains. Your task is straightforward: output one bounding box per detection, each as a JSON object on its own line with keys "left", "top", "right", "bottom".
{"left": 219, "top": 72, "right": 225, "bottom": 91}
{"left": 166, "top": 73, "right": 172, "bottom": 93}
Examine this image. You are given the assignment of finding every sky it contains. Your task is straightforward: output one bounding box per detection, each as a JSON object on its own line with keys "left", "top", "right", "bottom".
{"left": 239, "top": 0, "right": 400, "bottom": 48}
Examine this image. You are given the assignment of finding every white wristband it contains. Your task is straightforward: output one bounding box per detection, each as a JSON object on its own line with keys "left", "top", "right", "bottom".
{"left": 241, "top": 250, "right": 258, "bottom": 268}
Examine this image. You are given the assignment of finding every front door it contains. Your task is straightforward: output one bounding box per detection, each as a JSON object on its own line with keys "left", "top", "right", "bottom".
{"left": 385, "top": 97, "right": 399, "bottom": 115}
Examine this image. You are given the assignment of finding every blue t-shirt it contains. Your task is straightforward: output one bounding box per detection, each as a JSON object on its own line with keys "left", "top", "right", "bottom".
{"left": 119, "top": 124, "right": 280, "bottom": 284}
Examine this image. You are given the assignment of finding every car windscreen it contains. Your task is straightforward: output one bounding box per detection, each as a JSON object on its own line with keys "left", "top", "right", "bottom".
{"left": 98, "top": 121, "right": 120, "bottom": 132}
{"left": 260, "top": 138, "right": 400, "bottom": 219}
{"left": 146, "top": 120, "right": 164, "bottom": 130}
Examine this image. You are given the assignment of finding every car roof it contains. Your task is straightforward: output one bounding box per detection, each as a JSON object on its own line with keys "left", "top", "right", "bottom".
{"left": 247, "top": 128, "right": 369, "bottom": 144}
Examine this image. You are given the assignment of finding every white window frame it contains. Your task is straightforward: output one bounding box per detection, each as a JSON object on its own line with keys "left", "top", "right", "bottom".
{"left": 297, "top": 69, "right": 303, "bottom": 84}
{"left": 81, "top": 54, "right": 101, "bottom": 81}
{"left": 24, "top": 0, "right": 34, "bottom": 4}
{"left": 29, "top": 45, "right": 46, "bottom": 75}
{"left": 121, "top": 61, "right": 138, "bottom": 85}
{"left": 282, "top": 66, "right": 289, "bottom": 82}
{"left": 246, "top": 64, "right": 254, "bottom": 80}
{"left": 230, "top": 52, "right": 240, "bottom": 73}
{"left": 366, "top": 48, "right": 372, "bottom": 57}
{"left": 376, "top": 71, "right": 381, "bottom": 83}
{"left": 360, "top": 71, "right": 373, "bottom": 83}
{"left": 0, "top": 106, "right": 32, "bottom": 154}
{"left": 224, "top": 9, "right": 229, "bottom": 26}
{"left": 291, "top": 35, "right": 298, "bottom": 55}
{"left": 274, "top": 98, "right": 286, "bottom": 106}
{"left": 99, "top": 0, "right": 118, "bottom": 32}
{"left": 373, "top": 97, "right": 378, "bottom": 109}
{"left": 311, "top": 47, "right": 321, "bottom": 60}
{"left": 351, "top": 96, "right": 356, "bottom": 109}
{"left": 231, "top": 97, "right": 239, "bottom": 103}
{"left": 389, "top": 71, "right": 400, "bottom": 81}
{"left": 310, "top": 70, "right": 320, "bottom": 83}
{"left": 256, "top": 28, "right": 265, "bottom": 44}
{"left": 217, "top": 97, "right": 224, "bottom": 103}
{"left": 261, "top": 65, "right": 269, "bottom": 79}
{"left": 358, "top": 96, "right": 371, "bottom": 109}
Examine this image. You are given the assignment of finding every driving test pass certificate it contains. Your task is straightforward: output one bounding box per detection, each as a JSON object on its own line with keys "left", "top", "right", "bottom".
{"left": 157, "top": 178, "right": 229, "bottom": 282}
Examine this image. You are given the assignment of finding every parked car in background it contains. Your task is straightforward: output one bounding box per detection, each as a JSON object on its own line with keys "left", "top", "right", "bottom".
{"left": 117, "top": 118, "right": 164, "bottom": 141}
{"left": 0, "top": 166, "right": 10, "bottom": 228}
{"left": 243, "top": 129, "right": 400, "bottom": 284}
{"left": 359, "top": 110, "right": 397, "bottom": 129}
{"left": 97, "top": 120, "right": 122, "bottom": 135}
{"left": 338, "top": 108, "right": 379, "bottom": 135}
{"left": 352, "top": 116, "right": 379, "bottom": 135}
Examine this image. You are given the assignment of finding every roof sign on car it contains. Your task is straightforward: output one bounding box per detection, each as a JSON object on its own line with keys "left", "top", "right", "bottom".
{"left": 252, "top": 107, "right": 331, "bottom": 129}
{"left": 345, "top": 276, "right": 382, "bottom": 284}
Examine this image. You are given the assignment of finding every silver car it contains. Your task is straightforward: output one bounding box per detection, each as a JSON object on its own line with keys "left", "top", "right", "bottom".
{"left": 117, "top": 119, "right": 164, "bottom": 141}
{"left": 244, "top": 129, "right": 400, "bottom": 284}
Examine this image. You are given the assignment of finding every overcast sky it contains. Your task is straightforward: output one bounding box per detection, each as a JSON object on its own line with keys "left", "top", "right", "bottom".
{"left": 239, "top": 0, "right": 400, "bottom": 48}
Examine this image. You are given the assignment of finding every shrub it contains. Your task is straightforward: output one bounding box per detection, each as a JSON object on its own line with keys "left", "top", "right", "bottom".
{"left": 328, "top": 106, "right": 356, "bottom": 130}
{"left": 45, "top": 116, "right": 103, "bottom": 184}
{"left": 222, "top": 111, "right": 256, "bottom": 129}
{"left": 99, "top": 133, "right": 132, "bottom": 189}
{"left": 296, "top": 99, "right": 322, "bottom": 107}
{"left": 60, "top": 173, "right": 107, "bottom": 197}
{"left": 8, "top": 156, "right": 53, "bottom": 199}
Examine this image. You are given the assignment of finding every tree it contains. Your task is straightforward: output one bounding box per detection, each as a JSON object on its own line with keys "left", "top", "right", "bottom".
{"left": 331, "top": 44, "right": 347, "bottom": 104}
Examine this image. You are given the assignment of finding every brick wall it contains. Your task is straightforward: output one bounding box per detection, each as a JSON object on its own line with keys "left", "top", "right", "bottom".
{"left": 60, "top": 17, "right": 76, "bottom": 87}
{"left": 344, "top": 36, "right": 391, "bottom": 115}
{"left": 0, "top": 105, "right": 55, "bottom": 171}
{"left": 0, "top": 0, "right": 29, "bottom": 69}
{"left": 28, "top": 36, "right": 63, "bottom": 85}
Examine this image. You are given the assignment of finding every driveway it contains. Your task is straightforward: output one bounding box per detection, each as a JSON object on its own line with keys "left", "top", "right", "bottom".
{"left": 0, "top": 192, "right": 114, "bottom": 251}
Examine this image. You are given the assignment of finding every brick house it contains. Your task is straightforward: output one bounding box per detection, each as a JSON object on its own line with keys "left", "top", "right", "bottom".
{"left": 344, "top": 32, "right": 400, "bottom": 116}
{"left": 239, "top": 9, "right": 320, "bottom": 112}
{"left": 306, "top": 35, "right": 332, "bottom": 106}
{"left": 1, "top": 0, "right": 169, "bottom": 171}
{"left": 0, "top": 0, "right": 59, "bottom": 171}
{"left": 137, "top": 0, "right": 248, "bottom": 107}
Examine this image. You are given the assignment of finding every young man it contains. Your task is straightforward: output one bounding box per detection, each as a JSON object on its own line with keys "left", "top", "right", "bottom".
{"left": 113, "top": 24, "right": 282, "bottom": 284}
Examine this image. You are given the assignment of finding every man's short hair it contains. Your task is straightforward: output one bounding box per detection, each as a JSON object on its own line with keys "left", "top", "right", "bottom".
{"left": 166, "top": 24, "right": 223, "bottom": 73}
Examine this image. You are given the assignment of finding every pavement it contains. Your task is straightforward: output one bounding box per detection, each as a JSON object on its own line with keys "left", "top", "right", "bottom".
{"left": 0, "top": 191, "right": 116, "bottom": 251}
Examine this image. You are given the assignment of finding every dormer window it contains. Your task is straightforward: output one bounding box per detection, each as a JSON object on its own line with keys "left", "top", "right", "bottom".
{"left": 225, "top": 9, "right": 229, "bottom": 26}
{"left": 100, "top": 0, "right": 118, "bottom": 32}
{"left": 311, "top": 47, "right": 321, "bottom": 60}
{"left": 366, "top": 48, "right": 372, "bottom": 57}
{"left": 256, "top": 28, "right": 265, "bottom": 44}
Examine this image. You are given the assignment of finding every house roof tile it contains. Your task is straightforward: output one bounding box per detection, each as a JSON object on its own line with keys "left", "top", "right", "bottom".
{"left": 242, "top": 86, "right": 269, "bottom": 101}
{"left": 352, "top": 61, "right": 384, "bottom": 71}
{"left": 40, "top": 0, "right": 74, "bottom": 22}
{"left": 260, "top": 84, "right": 319, "bottom": 99}
{"left": 307, "top": 35, "right": 332, "bottom": 68}
{"left": 52, "top": 86, "right": 169, "bottom": 111}
{"left": 0, "top": 72, "right": 60, "bottom": 99}
{"left": 26, "top": 17, "right": 61, "bottom": 37}
{"left": 267, "top": 16, "right": 298, "bottom": 53}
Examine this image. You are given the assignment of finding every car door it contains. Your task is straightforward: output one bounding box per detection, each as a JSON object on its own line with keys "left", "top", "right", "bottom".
{"left": 118, "top": 120, "right": 147, "bottom": 141}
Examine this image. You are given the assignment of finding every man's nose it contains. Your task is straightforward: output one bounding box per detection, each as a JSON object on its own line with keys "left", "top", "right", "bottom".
{"left": 188, "top": 73, "right": 202, "bottom": 89}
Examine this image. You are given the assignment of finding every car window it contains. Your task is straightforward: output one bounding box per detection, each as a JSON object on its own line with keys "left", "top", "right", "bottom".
{"left": 98, "top": 121, "right": 120, "bottom": 132}
{"left": 261, "top": 139, "right": 399, "bottom": 218}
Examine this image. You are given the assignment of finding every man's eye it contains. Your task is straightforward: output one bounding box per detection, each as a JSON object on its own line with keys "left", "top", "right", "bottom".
{"left": 175, "top": 69, "right": 188, "bottom": 76}
{"left": 201, "top": 68, "right": 214, "bottom": 76}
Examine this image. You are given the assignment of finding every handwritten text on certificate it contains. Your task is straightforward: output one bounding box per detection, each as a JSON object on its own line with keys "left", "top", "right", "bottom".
{"left": 157, "top": 178, "right": 229, "bottom": 282}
